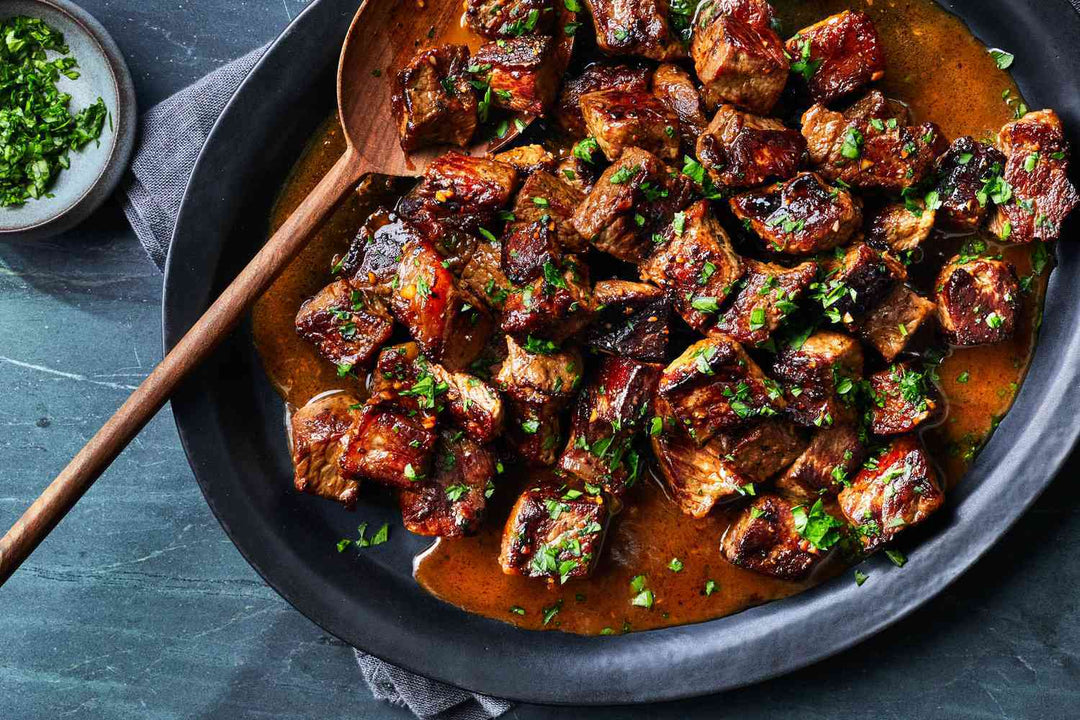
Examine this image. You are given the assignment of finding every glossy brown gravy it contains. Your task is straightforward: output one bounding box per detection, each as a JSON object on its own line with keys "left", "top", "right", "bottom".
{"left": 252, "top": 0, "right": 1048, "bottom": 634}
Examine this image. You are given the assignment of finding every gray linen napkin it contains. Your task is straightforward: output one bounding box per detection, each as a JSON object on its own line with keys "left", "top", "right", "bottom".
{"left": 119, "top": 48, "right": 513, "bottom": 720}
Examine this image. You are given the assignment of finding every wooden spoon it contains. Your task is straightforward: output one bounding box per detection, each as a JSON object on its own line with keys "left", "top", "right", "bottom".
{"left": 0, "top": 0, "right": 575, "bottom": 584}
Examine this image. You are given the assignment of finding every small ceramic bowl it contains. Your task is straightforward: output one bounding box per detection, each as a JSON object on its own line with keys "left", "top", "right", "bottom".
{"left": 0, "top": 0, "right": 136, "bottom": 241}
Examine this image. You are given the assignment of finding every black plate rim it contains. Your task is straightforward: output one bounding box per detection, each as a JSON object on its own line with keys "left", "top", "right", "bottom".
{"left": 163, "top": 0, "right": 1080, "bottom": 704}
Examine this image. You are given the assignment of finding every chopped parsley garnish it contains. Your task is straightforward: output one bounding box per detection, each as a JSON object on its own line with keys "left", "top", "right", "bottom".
{"left": 573, "top": 136, "right": 599, "bottom": 163}
{"left": 704, "top": 579, "right": 717, "bottom": 596}
{"left": 789, "top": 36, "right": 821, "bottom": 81}
{"left": 667, "top": 557, "right": 684, "bottom": 573}
{"left": 885, "top": 549, "right": 907, "bottom": 567}
{"left": 989, "top": 48, "right": 1015, "bottom": 70}
{"left": 854, "top": 569, "right": 869, "bottom": 586}
{"left": 791, "top": 498, "right": 844, "bottom": 551}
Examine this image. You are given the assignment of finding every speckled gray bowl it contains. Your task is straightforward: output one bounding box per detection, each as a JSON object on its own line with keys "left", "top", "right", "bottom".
{"left": 0, "top": 0, "right": 136, "bottom": 241}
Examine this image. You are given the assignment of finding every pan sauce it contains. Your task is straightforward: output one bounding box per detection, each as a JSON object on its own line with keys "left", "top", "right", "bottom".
{"left": 253, "top": 0, "right": 1049, "bottom": 634}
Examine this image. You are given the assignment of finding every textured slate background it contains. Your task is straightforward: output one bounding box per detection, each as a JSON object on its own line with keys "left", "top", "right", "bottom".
{"left": 1, "top": 1, "right": 1078, "bottom": 718}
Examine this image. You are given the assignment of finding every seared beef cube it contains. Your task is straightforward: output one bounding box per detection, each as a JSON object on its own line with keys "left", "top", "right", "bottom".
{"left": 585, "top": 0, "right": 686, "bottom": 62}
{"left": 640, "top": 200, "right": 744, "bottom": 332}
{"left": 729, "top": 172, "right": 861, "bottom": 255}
{"left": 398, "top": 151, "right": 519, "bottom": 238}
{"left": 772, "top": 330, "right": 863, "bottom": 427}
{"left": 495, "top": 334, "right": 583, "bottom": 406}
{"left": 555, "top": 154, "right": 601, "bottom": 194}
{"left": 868, "top": 363, "right": 941, "bottom": 436}
{"left": 691, "top": 12, "right": 788, "bottom": 114}
{"left": 933, "top": 136, "right": 1007, "bottom": 232}
{"left": 427, "top": 363, "right": 506, "bottom": 443}
{"left": 558, "top": 357, "right": 661, "bottom": 496}
{"left": 838, "top": 434, "right": 944, "bottom": 553}
{"left": 857, "top": 284, "right": 936, "bottom": 361}
{"left": 295, "top": 280, "right": 394, "bottom": 372}
{"left": 392, "top": 239, "right": 494, "bottom": 369}
{"left": 934, "top": 257, "right": 1020, "bottom": 346}
{"left": 721, "top": 495, "right": 828, "bottom": 581}
{"left": 776, "top": 422, "right": 866, "bottom": 500}
{"left": 340, "top": 400, "right": 438, "bottom": 488}
{"left": 652, "top": 63, "right": 708, "bottom": 153}
{"left": 579, "top": 89, "right": 681, "bottom": 162}
{"left": 715, "top": 259, "right": 817, "bottom": 347}
{"left": 586, "top": 279, "right": 671, "bottom": 361}
{"left": 801, "top": 104, "right": 947, "bottom": 192}
{"left": 506, "top": 399, "right": 564, "bottom": 465}
{"left": 465, "top": 0, "right": 554, "bottom": 39}
{"left": 842, "top": 90, "right": 909, "bottom": 124}
{"left": 696, "top": 105, "right": 807, "bottom": 188}
{"left": 571, "top": 147, "right": 694, "bottom": 263}
{"left": 652, "top": 410, "right": 804, "bottom": 517}
{"left": 474, "top": 36, "right": 560, "bottom": 116}
{"left": 399, "top": 430, "right": 497, "bottom": 537}
{"left": 785, "top": 11, "right": 885, "bottom": 105}
{"left": 500, "top": 255, "right": 594, "bottom": 341}
{"left": 709, "top": 0, "right": 776, "bottom": 31}
{"left": 391, "top": 45, "right": 477, "bottom": 152}
{"left": 495, "top": 143, "right": 557, "bottom": 176}
{"left": 864, "top": 200, "right": 935, "bottom": 254}
{"left": 501, "top": 219, "right": 560, "bottom": 284}
{"left": 555, "top": 61, "right": 653, "bottom": 136}
{"left": 658, "top": 335, "right": 784, "bottom": 443}
{"left": 990, "top": 109, "right": 1080, "bottom": 243}
{"left": 511, "top": 170, "right": 587, "bottom": 252}
{"left": 460, "top": 239, "right": 513, "bottom": 312}
{"left": 290, "top": 392, "right": 362, "bottom": 508}
{"left": 499, "top": 482, "right": 609, "bottom": 581}
{"left": 337, "top": 210, "right": 422, "bottom": 291}
{"left": 815, "top": 243, "right": 906, "bottom": 328}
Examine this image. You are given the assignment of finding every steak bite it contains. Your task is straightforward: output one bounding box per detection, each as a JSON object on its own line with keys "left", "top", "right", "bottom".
{"left": 864, "top": 200, "right": 936, "bottom": 254}
{"left": 499, "top": 482, "right": 610, "bottom": 582}
{"left": 460, "top": 239, "right": 513, "bottom": 312}
{"left": 652, "top": 63, "right": 708, "bottom": 152}
{"left": 398, "top": 151, "right": 520, "bottom": 239}
{"left": 696, "top": 104, "right": 807, "bottom": 188}
{"left": 398, "top": 429, "right": 498, "bottom": 537}
{"left": 709, "top": 0, "right": 776, "bottom": 31}
{"left": 474, "top": 36, "right": 560, "bottom": 116}
{"left": 814, "top": 242, "right": 906, "bottom": 329}
{"left": 500, "top": 254, "right": 594, "bottom": 341}
{"left": 776, "top": 422, "right": 866, "bottom": 500}
{"left": 785, "top": 10, "right": 885, "bottom": 105}
{"left": 340, "top": 399, "right": 438, "bottom": 488}
{"left": 427, "top": 364, "right": 506, "bottom": 443}
{"left": 990, "top": 109, "right": 1080, "bottom": 243}
{"left": 586, "top": 279, "right": 671, "bottom": 361}
{"left": 559, "top": 357, "right": 661, "bottom": 497}
{"left": 465, "top": 0, "right": 554, "bottom": 39}
{"left": 391, "top": 45, "right": 477, "bottom": 153}
{"left": 691, "top": 10, "right": 788, "bottom": 114}
{"left": 657, "top": 335, "right": 784, "bottom": 443}
{"left": 337, "top": 210, "right": 422, "bottom": 292}
{"left": 933, "top": 136, "right": 1007, "bottom": 233}
{"left": 772, "top": 329, "right": 863, "bottom": 427}
{"left": 391, "top": 239, "right": 494, "bottom": 369}
{"left": 857, "top": 284, "right": 936, "bottom": 361}
{"left": 579, "top": 89, "right": 681, "bottom": 161}
{"left": 729, "top": 172, "right": 862, "bottom": 255}
{"left": 716, "top": 259, "right": 817, "bottom": 347}
{"left": 495, "top": 334, "right": 583, "bottom": 407}
{"left": 295, "top": 279, "right": 393, "bottom": 373}
{"left": 639, "top": 200, "right": 744, "bottom": 332}
{"left": 868, "top": 362, "right": 942, "bottom": 436}
{"left": 555, "top": 61, "right": 653, "bottom": 136}
{"left": 571, "top": 147, "right": 694, "bottom": 263}
{"left": 934, "top": 257, "right": 1021, "bottom": 346}
{"left": 652, "top": 411, "right": 805, "bottom": 517}
{"left": 843, "top": 89, "right": 909, "bottom": 124}
{"left": 506, "top": 398, "right": 565, "bottom": 466}
{"left": 501, "top": 218, "right": 561, "bottom": 285}
{"left": 290, "top": 392, "right": 362, "bottom": 508}
{"left": 801, "top": 103, "right": 947, "bottom": 192}
{"left": 838, "top": 434, "right": 945, "bottom": 553}
{"left": 721, "top": 494, "right": 831, "bottom": 581}
{"left": 511, "top": 170, "right": 587, "bottom": 252}
{"left": 584, "top": 0, "right": 686, "bottom": 62}
{"left": 495, "top": 143, "right": 557, "bottom": 176}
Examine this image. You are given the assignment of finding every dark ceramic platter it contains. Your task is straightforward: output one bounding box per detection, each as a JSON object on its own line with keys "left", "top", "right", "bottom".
{"left": 163, "top": 0, "right": 1080, "bottom": 704}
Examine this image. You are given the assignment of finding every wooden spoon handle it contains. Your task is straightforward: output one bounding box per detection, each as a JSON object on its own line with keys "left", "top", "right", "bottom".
{"left": 0, "top": 147, "right": 367, "bottom": 586}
